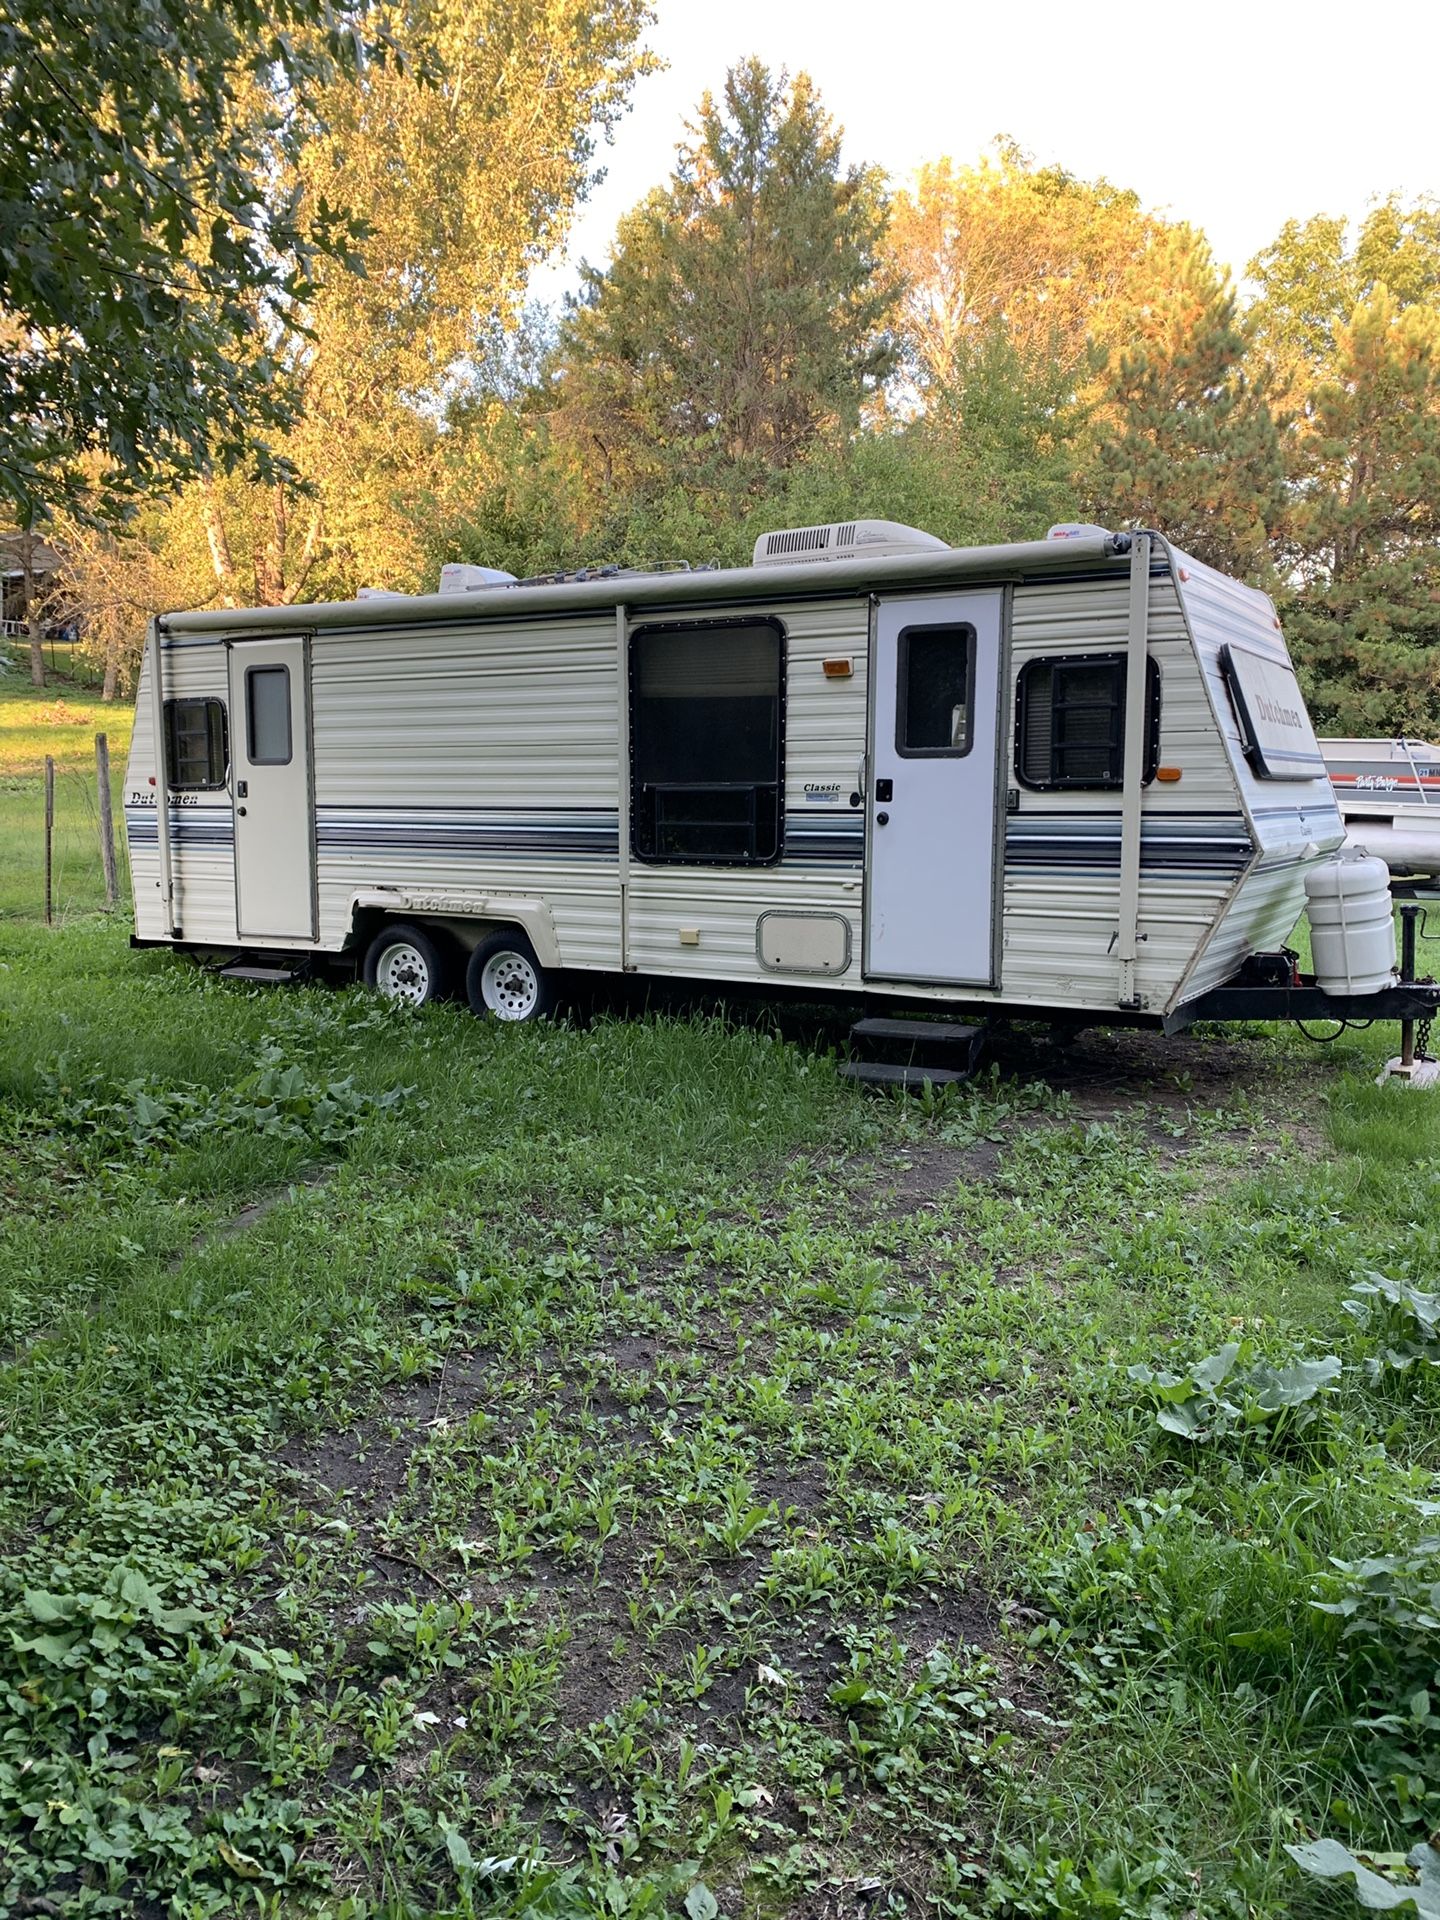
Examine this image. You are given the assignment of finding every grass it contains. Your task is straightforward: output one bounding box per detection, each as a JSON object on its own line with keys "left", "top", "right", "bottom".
{"left": 0, "top": 664, "right": 134, "bottom": 922}
{"left": 3, "top": 697, "right": 1440, "bottom": 1917}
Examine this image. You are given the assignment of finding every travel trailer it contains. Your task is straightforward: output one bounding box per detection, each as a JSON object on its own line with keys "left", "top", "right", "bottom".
{"left": 125, "top": 521, "right": 1434, "bottom": 1055}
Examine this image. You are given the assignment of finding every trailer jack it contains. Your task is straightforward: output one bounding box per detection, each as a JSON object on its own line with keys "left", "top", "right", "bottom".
{"left": 1378, "top": 903, "right": 1440, "bottom": 1089}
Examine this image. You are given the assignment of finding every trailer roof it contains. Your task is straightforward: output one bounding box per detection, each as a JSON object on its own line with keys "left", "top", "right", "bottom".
{"left": 159, "top": 532, "right": 1131, "bottom": 635}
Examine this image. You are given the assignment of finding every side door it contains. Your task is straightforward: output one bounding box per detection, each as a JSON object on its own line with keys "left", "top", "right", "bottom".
{"left": 228, "top": 634, "right": 316, "bottom": 941}
{"left": 864, "top": 590, "right": 1003, "bottom": 986}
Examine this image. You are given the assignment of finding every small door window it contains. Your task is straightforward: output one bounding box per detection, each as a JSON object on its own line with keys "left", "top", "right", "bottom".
{"left": 245, "top": 665, "right": 292, "bottom": 766}
{"left": 896, "top": 624, "right": 975, "bottom": 757}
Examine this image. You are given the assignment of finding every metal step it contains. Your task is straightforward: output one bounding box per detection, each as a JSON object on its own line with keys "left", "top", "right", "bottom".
{"left": 838, "top": 1060, "right": 972, "bottom": 1092}
{"left": 217, "top": 963, "right": 305, "bottom": 984}
{"left": 850, "top": 1017, "right": 984, "bottom": 1050}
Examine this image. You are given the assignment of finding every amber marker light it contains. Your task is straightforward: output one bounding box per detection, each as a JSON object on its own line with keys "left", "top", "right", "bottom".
{"left": 1155, "top": 767, "right": 1183, "bottom": 783}
{"left": 822, "top": 658, "right": 853, "bottom": 678}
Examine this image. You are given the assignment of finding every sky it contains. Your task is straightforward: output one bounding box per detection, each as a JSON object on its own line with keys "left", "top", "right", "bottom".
{"left": 533, "top": 0, "right": 1440, "bottom": 304}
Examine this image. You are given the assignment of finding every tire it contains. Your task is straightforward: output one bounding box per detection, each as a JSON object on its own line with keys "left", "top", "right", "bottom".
{"left": 362, "top": 922, "right": 453, "bottom": 1007}
{"left": 466, "top": 929, "right": 556, "bottom": 1023}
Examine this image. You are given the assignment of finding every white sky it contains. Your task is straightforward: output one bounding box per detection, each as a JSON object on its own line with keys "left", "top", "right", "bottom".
{"left": 533, "top": 0, "right": 1440, "bottom": 304}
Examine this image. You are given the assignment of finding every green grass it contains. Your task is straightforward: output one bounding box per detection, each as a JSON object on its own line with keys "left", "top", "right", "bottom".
{"left": 3, "top": 724, "right": 1440, "bottom": 1917}
{"left": 0, "top": 669, "right": 134, "bottom": 921}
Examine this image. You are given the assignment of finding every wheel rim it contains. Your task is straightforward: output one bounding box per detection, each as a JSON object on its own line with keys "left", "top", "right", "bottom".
{"left": 375, "top": 941, "right": 431, "bottom": 1004}
{"left": 481, "top": 949, "right": 540, "bottom": 1020}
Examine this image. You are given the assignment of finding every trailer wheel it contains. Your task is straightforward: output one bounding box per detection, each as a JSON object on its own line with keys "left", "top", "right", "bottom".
{"left": 362, "top": 922, "right": 453, "bottom": 1007}
{"left": 466, "top": 930, "right": 556, "bottom": 1023}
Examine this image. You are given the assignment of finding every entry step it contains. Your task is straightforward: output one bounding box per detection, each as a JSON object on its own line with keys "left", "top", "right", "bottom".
{"left": 849, "top": 1018, "right": 984, "bottom": 1049}
{"left": 217, "top": 963, "right": 305, "bottom": 984}
{"left": 839, "top": 1061, "right": 972, "bottom": 1092}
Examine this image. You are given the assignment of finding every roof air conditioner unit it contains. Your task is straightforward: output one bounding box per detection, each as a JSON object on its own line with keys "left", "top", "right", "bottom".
{"left": 438, "top": 563, "right": 518, "bottom": 593}
{"left": 751, "top": 520, "right": 949, "bottom": 568}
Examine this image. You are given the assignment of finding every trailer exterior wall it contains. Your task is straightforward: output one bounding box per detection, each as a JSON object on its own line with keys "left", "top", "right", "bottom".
{"left": 1169, "top": 552, "right": 1345, "bottom": 1003}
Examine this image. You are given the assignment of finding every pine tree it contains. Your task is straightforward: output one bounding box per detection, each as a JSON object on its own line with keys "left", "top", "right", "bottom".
{"left": 550, "top": 60, "right": 897, "bottom": 504}
{"left": 1081, "top": 229, "right": 1285, "bottom": 576}
{"left": 1280, "top": 288, "right": 1440, "bottom": 732}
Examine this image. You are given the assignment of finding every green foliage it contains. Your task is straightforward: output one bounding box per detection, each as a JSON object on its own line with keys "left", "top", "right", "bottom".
{"left": 1345, "top": 1273, "right": 1440, "bottom": 1378}
{"left": 1286, "top": 1838, "right": 1440, "bottom": 1916}
{"left": 40, "top": 1055, "right": 406, "bottom": 1159}
{"left": 1127, "top": 1340, "right": 1342, "bottom": 1446}
{"left": 552, "top": 59, "right": 897, "bottom": 500}
{"left": 0, "top": 0, "right": 388, "bottom": 519}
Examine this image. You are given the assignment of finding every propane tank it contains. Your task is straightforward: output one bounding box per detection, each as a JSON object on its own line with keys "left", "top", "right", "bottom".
{"left": 1304, "top": 851, "right": 1396, "bottom": 996}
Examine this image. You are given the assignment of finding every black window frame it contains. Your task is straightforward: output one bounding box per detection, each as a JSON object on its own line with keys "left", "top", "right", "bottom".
{"left": 895, "top": 621, "right": 977, "bottom": 759}
{"left": 1014, "top": 650, "right": 1161, "bottom": 792}
{"left": 245, "top": 663, "right": 293, "bottom": 767}
{"left": 162, "top": 696, "right": 229, "bottom": 791}
{"left": 628, "top": 615, "right": 786, "bottom": 868}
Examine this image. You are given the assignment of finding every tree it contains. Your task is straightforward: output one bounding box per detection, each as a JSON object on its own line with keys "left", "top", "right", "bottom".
{"left": 1277, "top": 289, "right": 1440, "bottom": 732}
{"left": 190, "top": 0, "right": 656, "bottom": 605}
{"left": 0, "top": 0, "right": 400, "bottom": 523}
{"left": 1249, "top": 198, "right": 1440, "bottom": 730}
{"left": 551, "top": 60, "right": 897, "bottom": 504}
{"left": 883, "top": 141, "right": 1155, "bottom": 402}
{"left": 1080, "top": 228, "right": 1286, "bottom": 575}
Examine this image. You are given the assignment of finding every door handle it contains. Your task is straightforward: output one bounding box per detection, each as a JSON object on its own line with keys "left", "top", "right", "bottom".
{"left": 236, "top": 780, "right": 248, "bottom": 798}
{"left": 875, "top": 811, "right": 890, "bottom": 826}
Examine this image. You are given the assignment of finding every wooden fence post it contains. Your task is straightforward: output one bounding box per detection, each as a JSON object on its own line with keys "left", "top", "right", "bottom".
{"left": 44, "top": 755, "right": 55, "bottom": 926}
{"left": 96, "top": 733, "right": 117, "bottom": 909}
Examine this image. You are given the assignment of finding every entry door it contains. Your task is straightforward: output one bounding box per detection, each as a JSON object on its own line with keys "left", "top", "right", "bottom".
{"left": 865, "top": 590, "right": 1003, "bottom": 985}
{"left": 229, "top": 635, "right": 315, "bottom": 940}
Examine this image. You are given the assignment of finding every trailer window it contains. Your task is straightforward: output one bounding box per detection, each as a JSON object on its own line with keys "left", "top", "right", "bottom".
{"left": 1015, "top": 652, "right": 1160, "bottom": 790}
{"left": 245, "top": 665, "right": 292, "bottom": 766}
{"left": 630, "top": 620, "right": 784, "bottom": 865}
{"left": 163, "top": 697, "right": 228, "bottom": 790}
{"left": 897, "top": 623, "right": 975, "bottom": 756}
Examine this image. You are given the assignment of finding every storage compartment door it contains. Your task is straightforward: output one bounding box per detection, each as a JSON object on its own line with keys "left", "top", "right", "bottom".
{"left": 865, "top": 590, "right": 1002, "bottom": 985}
{"left": 229, "top": 635, "right": 316, "bottom": 941}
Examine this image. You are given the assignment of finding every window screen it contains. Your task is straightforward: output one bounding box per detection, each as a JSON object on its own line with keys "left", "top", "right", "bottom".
{"left": 1015, "top": 652, "right": 1160, "bottom": 790}
{"left": 245, "top": 665, "right": 292, "bottom": 765}
{"left": 631, "top": 621, "right": 783, "bottom": 864}
{"left": 163, "top": 697, "right": 228, "bottom": 790}
{"left": 897, "top": 624, "right": 975, "bottom": 756}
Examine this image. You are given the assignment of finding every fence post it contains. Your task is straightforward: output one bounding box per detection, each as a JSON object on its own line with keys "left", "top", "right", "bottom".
{"left": 96, "top": 733, "right": 117, "bottom": 909}
{"left": 44, "top": 755, "right": 55, "bottom": 926}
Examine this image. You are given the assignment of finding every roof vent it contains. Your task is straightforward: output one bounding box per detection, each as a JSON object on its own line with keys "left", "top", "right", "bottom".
{"left": 752, "top": 519, "right": 948, "bottom": 568}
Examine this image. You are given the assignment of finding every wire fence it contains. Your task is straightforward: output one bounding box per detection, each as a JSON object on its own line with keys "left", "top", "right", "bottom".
{"left": 1, "top": 632, "right": 109, "bottom": 688}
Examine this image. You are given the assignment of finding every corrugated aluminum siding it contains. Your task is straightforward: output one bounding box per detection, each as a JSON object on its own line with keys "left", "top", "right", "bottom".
{"left": 999, "top": 566, "right": 1249, "bottom": 1015}
{"left": 1170, "top": 551, "right": 1344, "bottom": 1004}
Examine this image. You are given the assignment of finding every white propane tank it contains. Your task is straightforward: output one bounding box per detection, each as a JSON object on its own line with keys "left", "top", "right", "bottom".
{"left": 1304, "top": 851, "right": 1396, "bottom": 996}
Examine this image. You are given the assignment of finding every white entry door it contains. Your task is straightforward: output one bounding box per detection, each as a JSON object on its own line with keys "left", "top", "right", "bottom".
{"left": 229, "top": 635, "right": 315, "bottom": 941}
{"left": 865, "top": 590, "right": 1003, "bottom": 985}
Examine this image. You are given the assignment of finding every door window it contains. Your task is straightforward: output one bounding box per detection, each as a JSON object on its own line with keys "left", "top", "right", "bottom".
{"left": 896, "top": 624, "right": 975, "bottom": 757}
{"left": 245, "top": 665, "right": 292, "bottom": 765}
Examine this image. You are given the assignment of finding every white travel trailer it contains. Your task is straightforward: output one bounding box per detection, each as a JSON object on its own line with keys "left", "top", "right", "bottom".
{"left": 127, "top": 520, "right": 1417, "bottom": 1050}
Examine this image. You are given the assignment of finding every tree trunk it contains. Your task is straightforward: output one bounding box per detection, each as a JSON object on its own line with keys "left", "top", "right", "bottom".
{"left": 102, "top": 633, "right": 120, "bottom": 702}
{"left": 201, "top": 482, "right": 240, "bottom": 607}
{"left": 20, "top": 527, "right": 45, "bottom": 687}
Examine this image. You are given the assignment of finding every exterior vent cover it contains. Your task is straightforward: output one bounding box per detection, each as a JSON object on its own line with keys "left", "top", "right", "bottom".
{"left": 763, "top": 527, "right": 832, "bottom": 558}
{"left": 752, "top": 519, "right": 948, "bottom": 568}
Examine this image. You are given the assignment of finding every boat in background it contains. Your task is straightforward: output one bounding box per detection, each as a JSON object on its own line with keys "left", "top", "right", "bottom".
{"left": 1323, "top": 738, "right": 1440, "bottom": 878}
